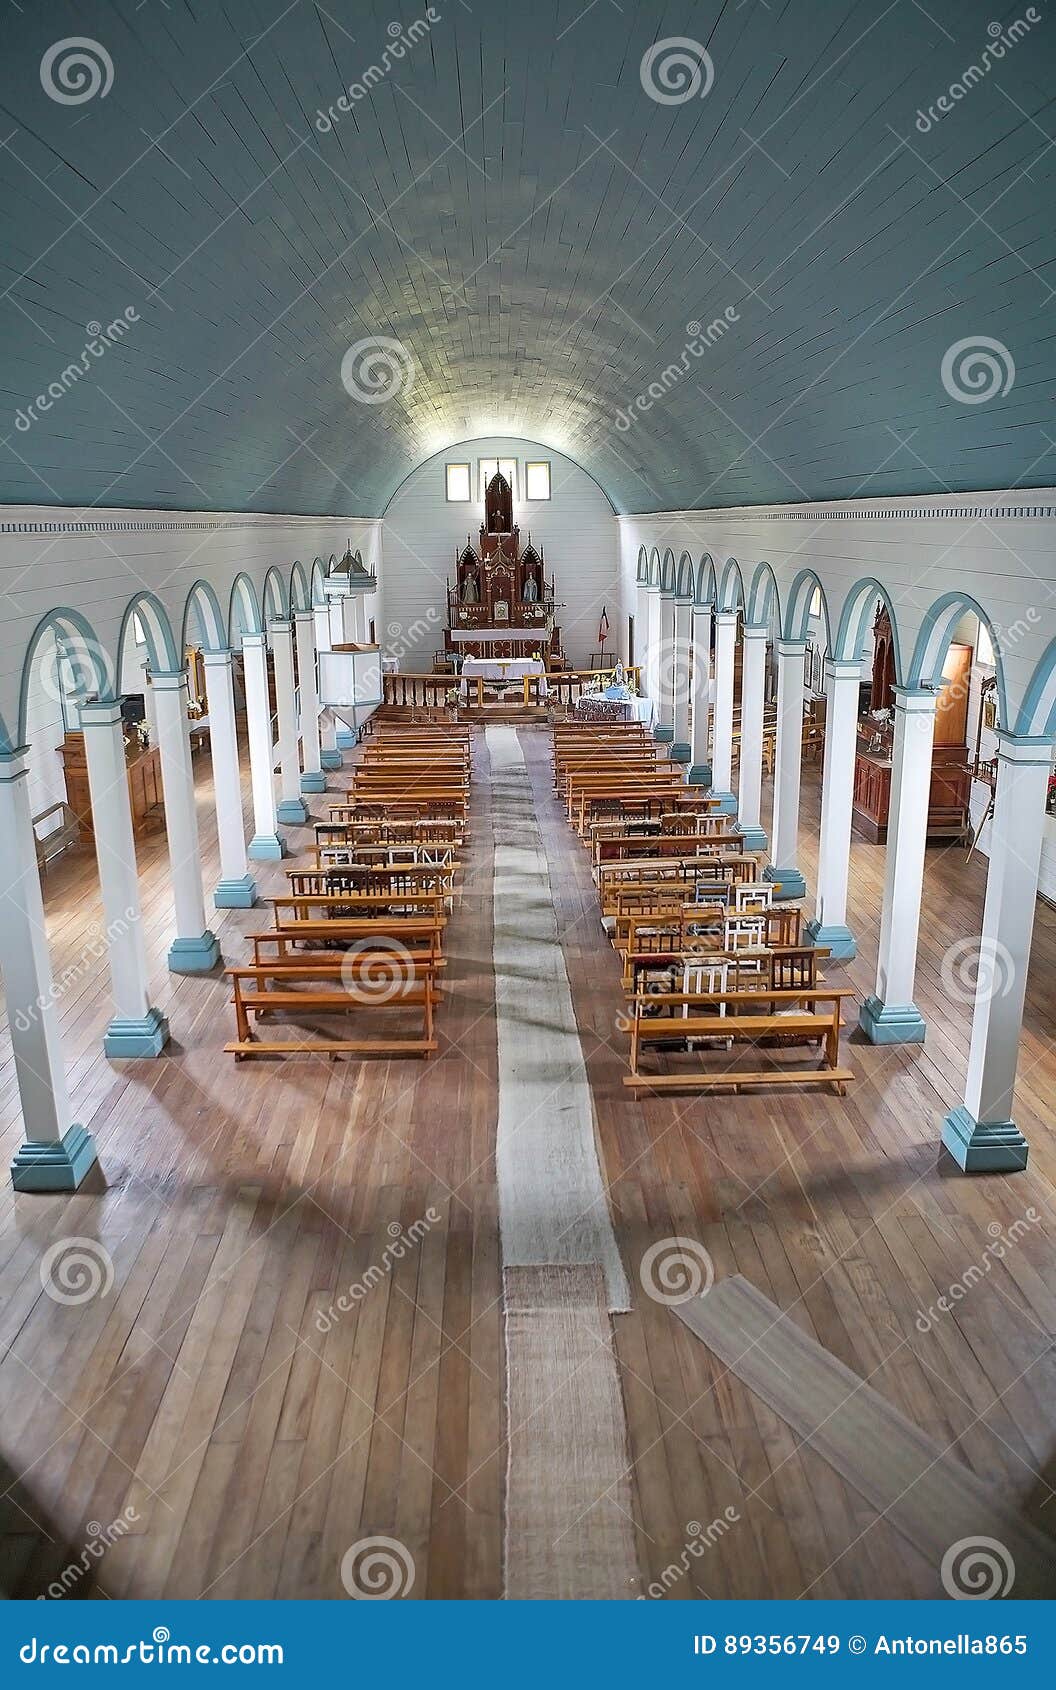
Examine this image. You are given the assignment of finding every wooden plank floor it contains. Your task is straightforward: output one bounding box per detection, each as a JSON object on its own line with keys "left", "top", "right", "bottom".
{"left": 0, "top": 723, "right": 1054, "bottom": 1599}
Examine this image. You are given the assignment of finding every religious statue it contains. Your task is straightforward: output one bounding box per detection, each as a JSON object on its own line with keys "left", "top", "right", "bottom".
{"left": 523, "top": 574, "right": 539, "bottom": 602}
{"left": 461, "top": 569, "right": 480, "bottom": 604}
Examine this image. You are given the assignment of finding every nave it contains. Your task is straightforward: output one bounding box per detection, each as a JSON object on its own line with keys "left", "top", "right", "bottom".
{"left": 1, "top": 724, "right": 1054, "bottom": 1600}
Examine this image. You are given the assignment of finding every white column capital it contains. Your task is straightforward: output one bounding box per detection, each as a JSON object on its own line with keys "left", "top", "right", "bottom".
{"left": 714, "top": 608, "right": 739, "bottom": 627}
{"left": 293, "top": 608, "right": 315, "bottom": 625}
{"left": 741, "top": 622, "right": 769, "bottom": 640}
{"left": 78, "top": 697, "right": 124, "bottom": 728}
{"left": 0, "top": 747, "right": 32, "bottom": 782}
{"left": 823, "top": 658, "right": 864, "bottom": 681}
{"left": 776, "top": 637, "right": 806, "bottom": 659}
{"left": 241, "top": 630, "right": 267, "bottom": 651}
{"left": 148, "top": 668, "right": 190, "bottom": 692}
{"left": 891, "top": 684, "right": 938, "bottom": 712}
{"left": 992, "top": 730, "right": 1056, "bottom": 766}
{"left": 692, "top": 602, "right": 713, "bottom": 619}
{"left": 202, "top": 646, "right": 235, "bottom": 668}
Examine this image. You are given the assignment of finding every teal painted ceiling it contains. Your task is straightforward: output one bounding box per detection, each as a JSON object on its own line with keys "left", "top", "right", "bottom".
{"left": 1, "top": 0, "right": 1054, "bottom": 516}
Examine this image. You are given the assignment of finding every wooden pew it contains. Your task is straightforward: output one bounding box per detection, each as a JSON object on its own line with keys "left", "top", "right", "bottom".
{"left": 623, "top": 987, "right": 856, "bottom": 1093}
{"left": 248, "top": 920, "right": 445, "bottom": 966}
{"left": 224, "top": 957, "right": 440, "bottom": 1059}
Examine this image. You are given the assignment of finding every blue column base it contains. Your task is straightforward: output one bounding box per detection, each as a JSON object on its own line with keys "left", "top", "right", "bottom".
{"left": 320, "top": 748, "right": 343, "bottom": 769}
{"left": 104, "top": 1007, "right": 170, "bottom": 1058}
{"left": 300, "top": 770, "right": 327, "bottom": 792}
{"left": 736, "top": 824, "right": 768, "bottom": 852}
{"left": 653, "top": 725, "right": 674, "bottom": 743}
{"left": 687, "top": 763, "right": 712, "bottom": 787}
{"left": 941, "top": 1106, "right": 1029, "bottom": 1173}
{"left": 669, "top": 740, "right": 691, "bottom": 764}
{"left": 11, "top": 1124, "right": 99, "bottom": 1192}
{"left": 858, "top": 994, "right": 926, "bottom": 1044}
{"left": 248, "top": 832, "right": 286, "bottom": 860}
{"left": 763, "top": 864, "right": 806, "bottom": 900}
{"left": 335, "top": 729, "right": 356, "bottom": 749}
{"left": 168, "top": 932, "right": 221, "bottom": 974}
{"left": 805, "top": 919, "right": 857, "bottom": 960}
{"left": 214, "top": 874, "right": 258, "bottom": 909}
{"left": 710, "top": 790, "right": 738, "bottom": 815}
{"left": 276, "top": 797, "right": 310, "bottom": 824}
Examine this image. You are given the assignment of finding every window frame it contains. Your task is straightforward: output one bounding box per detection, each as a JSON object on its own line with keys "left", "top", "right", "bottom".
{"left": 524, "top": 460, "right": 552, "bottom": 501}
{"left": 445, "top": 462, "right": 472, "bottom": 502}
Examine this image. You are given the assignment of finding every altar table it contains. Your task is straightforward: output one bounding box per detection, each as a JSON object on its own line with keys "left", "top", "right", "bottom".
{"left": 460, "top": 656, "right": 548, "bottom": 698}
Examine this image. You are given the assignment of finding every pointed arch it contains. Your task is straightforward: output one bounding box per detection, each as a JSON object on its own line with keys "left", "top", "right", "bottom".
{"left": 659, "top": 548, "right": 677, "bottom": 594}
{"left": 908, "top": 592, "right": 1008, "bottom": 725}
{"left": 833, "top": 578, "right": 904, "bottom": 680}
{"left": 16, "top": 607, "right": 116, "bottom": 749}
{"left": 228, "top": 573, "right": 263, "bottom": 642}
{"left": 290, "top": 560, "right": 311, "bottom": 611}
{"left": 783, "top": 568, "right": 831, "bottom": 650}
{"left": 716, "top": 558, "right": 744, "bottom": 613}
{"left": 311, "top": 558, "right": 327, "bottom": 607}
{"left": 648, "top": 547, "right": 662, "bottom": 588}
{"left": 1016, "top": 636, "right": 1056, "bottom": 737}
{"left": 746, "top": 561, "right": 781, "bottom": 629}
{"left": 182, "top": 580, "right": 228, "bottom": 653}
{"left": 262, "top": 567, "right": 289, "bottom": 622}
{"left": 694, "top": 552, "right": 717, "bottom": 606}
{"left": 635, "top": 545, "right": 650, "bottom": 585}
{"left": 116, "top": 590, "right": 181, "bottom": 685}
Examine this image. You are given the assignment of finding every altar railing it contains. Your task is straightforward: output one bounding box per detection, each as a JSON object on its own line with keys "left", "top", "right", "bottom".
{"left": 380, "top": 666, "right": 644, "bottom": 711}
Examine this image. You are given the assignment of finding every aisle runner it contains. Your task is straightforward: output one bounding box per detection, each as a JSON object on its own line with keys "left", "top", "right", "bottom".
{"left": 486, "top": 727, "right": 637, "bottom": 1599}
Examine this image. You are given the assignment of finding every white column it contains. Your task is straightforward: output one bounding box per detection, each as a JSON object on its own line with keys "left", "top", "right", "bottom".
{"left": 635, "top": 583, "right": 649, "bottom": 680}
{"left": 689, "top": 604, "right": 712, "bottom": 785}
{"left": 671, "top": 597, "right": 693, "bottom": 760}
{"left": 79, "top": 699, "right": 169, "bottom": 1055}
{"left": 942, "top": 733, "right": 1052, "bottom": 1172}
{"left": 645, "top": 588, "right": 662, "bottom": 717}
{"left": 656, "top": 591, "right": 676, "bottom": 741}
{"left": 242, "top": 632, "right": 285, "bottom": 860}
{"left": 151, "top": 670, "right": 221, "bottom": 973}
{"left": 2, "top": 751, "right": 99, "bottom": 1190}
{"left": 295, "top": 611, "right": 325, "bottom": 794}
{"left": 270, "top": 620, "right": 309, "bottom": 825}
{"left": 710, "top": 611, "right": 738, "bottom": 807}
{"left": 203, "top": 649, "right": 257, "bottom": 908}
{"left": 736, "top": 624, "right": 769, "bottom": 849}
{"left": 859, "top": 687, "right": 936, "bottom": 1044}
{"left": 764, "top": 639, "right": 808, "bottom": 899}
{"left": 314, "top": 606, "right": 341, "bottom": 769}
{"left": 805, "top": 659, "right": 861, "bottom": 959}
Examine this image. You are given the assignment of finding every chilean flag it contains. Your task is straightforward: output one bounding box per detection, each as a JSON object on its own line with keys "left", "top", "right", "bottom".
{"left": 598, "top": 606, "right": 610, "bottom": 645}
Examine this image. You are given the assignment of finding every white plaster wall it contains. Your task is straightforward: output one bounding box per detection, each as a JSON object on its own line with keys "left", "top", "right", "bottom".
{"left": 382, "top": 438, "right": 618, "bottom": 669}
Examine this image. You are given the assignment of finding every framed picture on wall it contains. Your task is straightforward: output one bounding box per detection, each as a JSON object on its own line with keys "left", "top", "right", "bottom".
{"left": 494, "top": 600, "right": 509, "bottom": 622}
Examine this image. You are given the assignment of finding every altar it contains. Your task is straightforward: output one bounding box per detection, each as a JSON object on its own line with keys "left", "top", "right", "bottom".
{"left": 460, "top": 655, "right": 548, "bottom": 698}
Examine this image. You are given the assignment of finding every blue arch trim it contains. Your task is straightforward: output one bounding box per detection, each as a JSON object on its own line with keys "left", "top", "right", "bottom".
{"left": 116, "top": 590, "right": 181, "bottom": 680}
{"left": 717, "top": 558, "right": 744, "bottom": 612}
{"left": 16, "top": 607, "right": 115, "bottom": 749}
{"left": 310, "top": 558, "right": 327, "bottom": 608}
{"left": 659, "top": 549, "right": 677, "bottom": 594}
{"left": 1016, "top": 636, "right": 1056, "bottom": 737}
{"left": 783, "top": 568, "right": 831, "bottom": 650}
{"left": 675, "top": 550, "right": 695, "bottom": 598}
{"left": 648, "top": 547, "right": 662, "bottom": 588}
{"left": 290, "top": 560, "right": 311, "bottom": 611}
{"left": 182, "top": 580, "right": 228, "bottom": 652}
{"left": 746, "top": 561, "right": 780, "bottom": 627}
{"left": 262, "top": 566, "right": 290, "bottom": 621}
{"left": 635, "top": 545, "right": 649, "bottom": 585}
{"left": 908, "top": 592, "right": 1009, "bottom": 726}
{"left": 694, "top": 553, "right": 716, "bottom": 607}
{"left": 833, "top": 577, "right": 904, "bottom": 681}
{"left": 228, "top": 573, "right": 264, "bottom": 640}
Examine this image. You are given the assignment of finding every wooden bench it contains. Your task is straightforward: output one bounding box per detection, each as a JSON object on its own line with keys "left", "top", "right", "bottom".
{"left": 224, "top": 957, "right": 440, "bottom": 1059}
{"left": 623, "top": 941, "right": 827, "bottom": 996}
{"left": 623, "top": 987, "right": 856, "bottom": 1093}
{"left": 248, "top": 920, "right": 445, "bottom": 966}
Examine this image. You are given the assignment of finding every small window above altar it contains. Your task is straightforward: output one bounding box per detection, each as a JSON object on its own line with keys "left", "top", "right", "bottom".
{"left": 525, "top": 461, "right": 551, "bottom": 501}
{"left": 446, "top": 462, "right": 471, "bottom": 501}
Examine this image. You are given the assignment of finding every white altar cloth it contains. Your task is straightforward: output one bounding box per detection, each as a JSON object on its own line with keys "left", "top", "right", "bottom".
{"left": 461, "top": 656, "right": 548, "bottom": 696}
{"left": 450, "top": 628, "right": 544, "bottom": 643}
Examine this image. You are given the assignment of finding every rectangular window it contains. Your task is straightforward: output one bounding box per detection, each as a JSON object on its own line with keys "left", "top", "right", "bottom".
{"left": 445, "top": 462, "right": 471, "bottom": 501}
{"left": 478, "top": 457, "right": 517, "bottom": 500}
{"left": 525, "top": 460, "right": 551, "bottom": 501}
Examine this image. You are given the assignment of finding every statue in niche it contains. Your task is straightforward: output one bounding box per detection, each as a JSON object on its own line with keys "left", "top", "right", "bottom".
{"left": 523, "top": 574, "right": 539, "bottom": 603}
{"left": 460, "top": 568, "right": 480, "bottom": 604}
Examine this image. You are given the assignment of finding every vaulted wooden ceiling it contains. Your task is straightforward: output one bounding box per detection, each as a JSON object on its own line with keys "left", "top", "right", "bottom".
{"left": 1, "top": 0, "right": 1054, "bottom": 515}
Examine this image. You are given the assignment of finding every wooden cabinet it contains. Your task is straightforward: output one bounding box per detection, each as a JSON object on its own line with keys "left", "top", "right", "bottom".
{"left": 59, "top": 732, "right": 164, "bottom": 841}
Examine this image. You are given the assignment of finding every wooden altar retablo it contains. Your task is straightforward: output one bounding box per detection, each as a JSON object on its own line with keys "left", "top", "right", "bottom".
{"left": 444, "top": 471, "right": 562, "bottom": 663}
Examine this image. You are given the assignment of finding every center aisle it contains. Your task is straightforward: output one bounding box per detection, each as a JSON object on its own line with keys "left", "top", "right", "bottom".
{"left": 485, "top": 725, "right": 638, "bottom": 1598}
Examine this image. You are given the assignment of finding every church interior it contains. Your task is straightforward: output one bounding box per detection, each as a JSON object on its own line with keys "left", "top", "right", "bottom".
{"left": 1, "top": 0, "right": 1056, "bottom": 1607}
